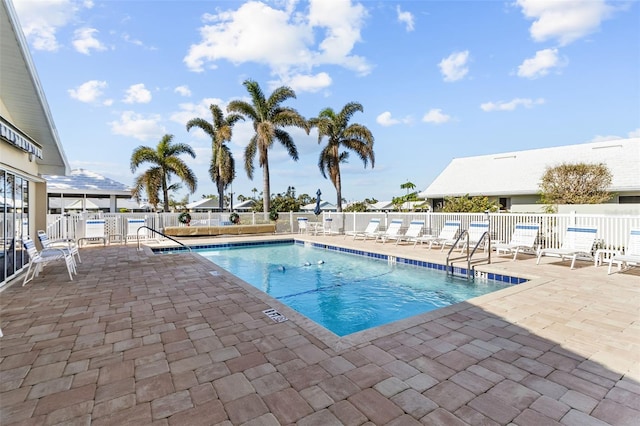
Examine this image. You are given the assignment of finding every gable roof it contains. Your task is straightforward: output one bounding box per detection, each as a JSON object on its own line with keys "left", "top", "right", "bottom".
{"left": 1, "top": 0, "right": 69, "bottom": 175}
{"left": 419, "top": 138, "right": 640, "bottom": 198}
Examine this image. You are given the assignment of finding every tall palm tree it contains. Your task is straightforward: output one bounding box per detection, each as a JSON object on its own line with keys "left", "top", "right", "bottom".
{"left": 309, "top": 102, "right": 374, "bottom": 212}
{"left": 227, "top": 79, "right": 308, "bottom": 213}
{"left": 130, "top": 134, "right": 197, "bottom": 212}
{"left": 186, "top": 104, "right": 243, "bottom": 210}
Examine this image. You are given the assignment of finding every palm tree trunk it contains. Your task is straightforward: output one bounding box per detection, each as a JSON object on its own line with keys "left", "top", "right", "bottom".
{"left": 336, "top": 171, "right": 343, "bottom": 212}
{"left": 262, "top": 150, "right": 270, "bottom": 214}
{"left": 162, "top": 175, "right": 170, "bottom": 212}
{"left": 217, "top": 180, "right": 225, "bottom": 210}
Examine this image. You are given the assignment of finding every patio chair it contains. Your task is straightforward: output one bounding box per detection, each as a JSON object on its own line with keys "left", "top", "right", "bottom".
{"left": 78, "top": 219, "right": 107, "bottom": 246}
{"left": 413, "top": 220, "right": 461, "bottom": 249}
{"left": 536, "top": 226, "right": 598, "bottom": 269}
{"left": 376, "top": 219, "right": 404, "bottom": 243}
{"left": 127, "top": 218, "right": 147, "bottom": 243}
{"left": 607, "top": 228, "right": 640, "bottom": 274}
{"left": 457, "top": 221, "right": 490, "bottom": 252}
{"left": 389, "top": 220, "right": 425, "bottom": 245}
{"left": 493, "top": 223, "right": 540, "bottom": 260}
{"left": 297, "top": 217, "right": 309, "bottom": 234}
{"left": 22, "top": 236, "right": 76, "bottom": 286}
{"left": 37, "top": 230, "right": 81, "bottom": 265}
{"left": 346, "top": 218, "right": 381, "bottom": 240}
{"left": 320, "top": 217, "right": 339, "bottom": 236}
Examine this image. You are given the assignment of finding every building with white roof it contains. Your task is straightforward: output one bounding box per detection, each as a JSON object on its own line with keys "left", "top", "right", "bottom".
{"left": 1, "top": 0, "right": 70, "bottom": 285}
{"left": 43, "top": 169, "right": 146, "bottom": 213}
{"left": 419, "top": 138, "right": 640, "bottom": 213}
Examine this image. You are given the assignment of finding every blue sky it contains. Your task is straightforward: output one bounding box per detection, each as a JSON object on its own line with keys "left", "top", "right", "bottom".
{"left": 13, "top": 0, "right": 640, "bottom": 205}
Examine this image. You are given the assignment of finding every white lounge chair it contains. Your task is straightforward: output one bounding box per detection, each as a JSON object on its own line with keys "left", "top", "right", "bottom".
{"left": 414, "top": 220, "right": 461, "bottom": 250}
{"left": 457, "top": 221, "right": 490, "bottom": 252}
{"left": 297, "top": 217, "right": 309, "bottom": 234}
{"left": 376, "top": 219, "right": 404, "bottom": 243}
{"left": 320, "top": 217, "right": 338, "bottom": 236}
{"left": 127, "top": 218, "right": 147, "bottom": 242}
{"left": 537, "top": 226, "right": 598, "bottom": 269}
{"left": 608, "top": 228, "right": 640, "bottom": 274}
{"left": 37, "top": 230, "right": 81, "bottom": 265}
{"left": 22, "top": 236, "right": 76, "bottom": 286}
{"left": 390, "top": 220, "right": 425, "bottom": 245}
{"left": 78, "top": 219, "right": 107, "bottom": 246}
{"left": 494, "top": 223, "right": 540, "bottom": 260}
{"left": 346, "top": 218, "right": 381, "bottom": 240}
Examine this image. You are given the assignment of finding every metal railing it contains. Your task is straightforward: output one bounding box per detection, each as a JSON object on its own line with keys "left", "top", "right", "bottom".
{"left": 136, "top": 226, "right": 191, "bottom": 252}
{"left": 446, "top": 230, "right": 491, "bottom": 280}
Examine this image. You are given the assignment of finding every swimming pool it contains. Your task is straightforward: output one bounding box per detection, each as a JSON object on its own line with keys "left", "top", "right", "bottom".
{"left": 193, "top": 241, "right": 517, "bottom": 336}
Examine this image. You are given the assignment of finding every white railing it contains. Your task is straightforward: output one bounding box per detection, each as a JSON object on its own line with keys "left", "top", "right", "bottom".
{"left": 46, "top": 211, "right": 640, "bottom": 252}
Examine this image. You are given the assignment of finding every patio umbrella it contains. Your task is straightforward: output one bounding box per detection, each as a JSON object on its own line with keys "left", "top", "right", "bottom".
{"left": 314, "top": 189, "right": 322, "bottom": 216}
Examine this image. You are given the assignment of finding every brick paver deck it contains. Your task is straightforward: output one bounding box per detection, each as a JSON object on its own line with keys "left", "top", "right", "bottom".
{"left": 1, "top": 234, "right": 638, "bottom": 425}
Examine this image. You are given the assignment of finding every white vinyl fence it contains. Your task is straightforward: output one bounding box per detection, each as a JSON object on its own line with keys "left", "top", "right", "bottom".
{"left": 46, "top": 211, "right": 640, "bottom": 253}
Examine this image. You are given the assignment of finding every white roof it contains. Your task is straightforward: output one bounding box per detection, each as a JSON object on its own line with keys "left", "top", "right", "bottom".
{"left": 186, "top": 198, "right": 223, "bottom": 210}
{"left": 44, "top": 169, "right": 132, "bottom": 196}
{"left": 302, "top": 201, "right": 336, "bottom": 211}
{"left": 420, "top": 138, "right": 640, "bottom": 198}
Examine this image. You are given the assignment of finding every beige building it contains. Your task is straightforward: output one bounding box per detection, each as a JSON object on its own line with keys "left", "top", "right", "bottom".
{"left": 1, "top": 0, "right": 69, "bottom": 285}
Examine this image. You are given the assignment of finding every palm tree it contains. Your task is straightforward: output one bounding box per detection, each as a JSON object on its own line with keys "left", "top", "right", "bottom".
{"left": 186, "top": 104, "right": 243, "bottom": 210}
{"left": 309, "top": 102, "right": 374, "bottom": 212}
{"left": 130, "top": 134, "right": 197, "bottom": 212}
{"left": 227, "top": 79, "right": 308, "bottom": 213}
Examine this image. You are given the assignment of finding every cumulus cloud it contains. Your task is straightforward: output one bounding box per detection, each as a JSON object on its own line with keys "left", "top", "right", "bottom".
{"left": 589, "top": 128, "right": 640, "bottom": 141}
{"left": 278, "top": 72, "right": 332, "bottom": 93}
{"left": 109, "top": 111, "right": 165, "bottom": 141}
{"left": 183, "top": 0, "right": 370, "bottom": 92}
{"left": 480, "top": 98, "right": 545, "bottom": 112}
{"left": 628, "top": 128, "right": 640, "bottom": 138}
{"left": 123, "top": 84, "right": 152, "bottom": 104}
{"left": 376, "top": 111, "right": 411, "bottom": 127}
{"left": 396, "top": 6, "right": 415, "bottom": 31}
{"left": 516, "top": 0, "right": 613, "bottom": 46}
{"left": 517, "top": 48, "right": 566, "bottom": 79}
{"left": 170, "top": 98, "right": 226, "bottom": 129}
{"left": 422, "top": 109, "right": 451, "bottom": 124}
{"left": 68, "top": 80, "right": 107, "bottom": 103}
{"left": 13, "top": 0, "right": 92, "bottom": 51}
{"left": 72, "top": 27, "right": 106, "bottom": 55}
{"left": 438, "top": 51, "right": 470, "bottom": 82}
{"left": 174, "top": 85, "right": 192, "bottom": 97}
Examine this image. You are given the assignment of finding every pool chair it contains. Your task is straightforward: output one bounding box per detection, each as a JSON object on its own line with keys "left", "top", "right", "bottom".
{"left": 78, "top": 219, "right": 107, "bottom": 246}
{"left": 493, "top": 223, "right": 540, "bottom": 260}
{"left": 536, "top": 226, "right": 598, "bottom": 270}
{"left": 22, "top": 236, "right": 76, "bottom": 286}
{"left": 456, "top": 221, "right": 490, "bottom": 252}
{"left": 390, "top": 220, "right": 425, "bottom": 245}
{"left": 413, "top": 220, "right": 461, "bottom": 250}
{"left": 297, "top": 217, "right": 309, "bottom": 234}
{"left": 607, "top": 228, "right": 640, "bottom": 274}
{"left": 376, "top": 219, "right": 404, "bottom": 243}
{"left": 127, "top": 218, "right": 148, "bottom": 243}
{"left": 346, "top": 218, "right": 381, "bottom": 240}
{"left": 320, "top": 217, "right": 339, "bottom": 236}
{"left": 37, "top": 230, "right": 81, "bottom": 265}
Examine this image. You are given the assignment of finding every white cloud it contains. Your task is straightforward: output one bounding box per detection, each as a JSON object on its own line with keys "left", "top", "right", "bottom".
{"left": 589, "top": 128, "right": 640, "bottom": 142}
{"left": 376, "top": 111, "right": 411, "bottom": 127}
{"left": 109, "top": 111, "right": 165, "bottom": 141}
{"left": 123, "top": 84, "right": 152, "bottom": 104}
{"left": 517, "top": 48, "right": 566, "bottom": 79}
{"left": 422, "top": 109, "right": 451, "bottom": 124}
{"left": 278, "top": 72, "right": 332, "bottom": 93}
{"left": 72, "top": 27, "right": 107, "bottom": 55}
{"left": 13, "top": 0, "right": 91, "bottom": 51}
{"left": 396, "top": 6, "right": 415, "bottom": 32}
{"left": 184, "top": 0, "right": 371, "bottom": 91}
{"left": 480, "top": 98, "right": 545, "bottom": 112}
{"left": 628, "top": 128, "right": 640, "bottom": 138}
{"left": 170, "top": 98, "right": 226, "bottom": 130}
{"left": 68, "top": 80, "right": 107, "bottom": 103}
{"left": 174, "top": 85, "right": 192, "bottom": 97}
{"left": 438, "top": 51, "right": 470, "bottom": 82}
{"left": 516, "top": 0, "right": 613, "bottom": 46}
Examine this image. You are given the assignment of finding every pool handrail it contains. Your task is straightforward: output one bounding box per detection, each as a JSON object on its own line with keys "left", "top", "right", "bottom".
{"left": 136, "top": 226, "right": 191, "bottom": 252}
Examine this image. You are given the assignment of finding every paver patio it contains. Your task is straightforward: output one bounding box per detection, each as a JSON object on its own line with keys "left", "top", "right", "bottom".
{"left": 1, "top": 234, "right": 638, "bottom": 425}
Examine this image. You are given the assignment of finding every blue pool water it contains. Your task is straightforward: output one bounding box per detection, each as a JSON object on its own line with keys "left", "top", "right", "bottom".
{"left": 194, "top": 242, "right": 515, "bottom": 336}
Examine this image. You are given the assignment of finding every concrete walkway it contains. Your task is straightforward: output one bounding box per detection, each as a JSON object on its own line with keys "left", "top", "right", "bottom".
{"left": 1, "top": 234, "right": 638, "bottom": 425}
